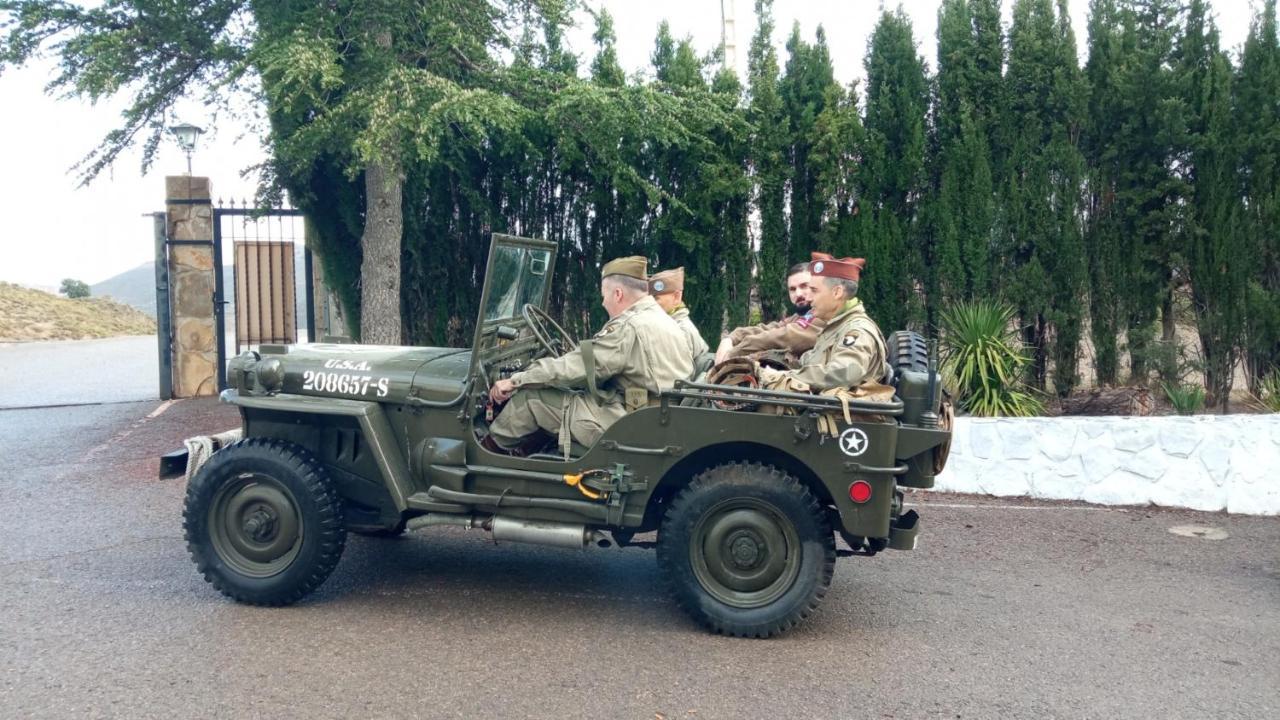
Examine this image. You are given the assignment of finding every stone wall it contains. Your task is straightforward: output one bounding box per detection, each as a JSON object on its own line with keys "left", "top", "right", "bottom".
{"left": 165, "top": 176, "right": 216, "bottom": 397}
{"left": 939, "top": 415, "right": 1280, "bottom": 515}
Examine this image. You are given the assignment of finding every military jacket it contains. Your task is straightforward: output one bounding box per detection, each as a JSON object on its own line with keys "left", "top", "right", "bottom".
{"left": 512, "top": 295, "right": 692, "bottom": 401}
{"left": 726, "top": 311, "right": 826, "bottom": 359}
{"left": 783, "top": 299, "right": 887, "bottom": 391}
{"left": 670, "top": 305, "right": 709, "bottom": 360}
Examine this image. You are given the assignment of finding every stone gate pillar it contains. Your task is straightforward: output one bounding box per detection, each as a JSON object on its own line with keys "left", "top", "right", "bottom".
{"left": 165, "top": 176, "right": 217, "bottom": 397}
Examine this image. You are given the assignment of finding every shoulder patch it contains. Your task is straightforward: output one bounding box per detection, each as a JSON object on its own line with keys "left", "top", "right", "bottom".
{"left": 841, "top": 334, "right": 858, "bottom": 347}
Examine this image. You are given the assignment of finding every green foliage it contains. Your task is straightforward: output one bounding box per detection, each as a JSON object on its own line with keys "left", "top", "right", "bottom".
{"left": 861, "top": 8, "right": 928, "bottom": 333}
{"left": 1258, "top": 369, "right": 1280, "bottom": 412}
{"left": 748, "top": 0, "right": 790, "bottom": 320}
{"left": 1161, "top": 382, "right": 1206, "bottom": 415}
{"left": 940, "top": 300, "right": 1045, "bottom": 417}
{"left": 59, "top": 278, "right": 89, "bottom": 299}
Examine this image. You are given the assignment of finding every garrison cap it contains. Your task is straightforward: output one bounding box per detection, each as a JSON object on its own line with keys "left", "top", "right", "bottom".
{"left": 810, "top": 251, "right": 834, "bottom": 263}
{"left": 601, "top": 255, "right": 648, "bottom": 281}
{"left": 648, "top": 267, "right": 685, "bottom": 295}
{"left": 809, "top": 256, "right": 866, "bottom": 282}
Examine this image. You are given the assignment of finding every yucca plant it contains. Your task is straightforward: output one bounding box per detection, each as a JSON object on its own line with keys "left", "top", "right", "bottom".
{"left": 939, "top": 300, "right": 1044, "bottom": 417}
{"left": 1260, "top": 369, "right": 1280, "bottom": 413}
{"left": 1161, "top": 382, "right": 1206, "bottom": 415}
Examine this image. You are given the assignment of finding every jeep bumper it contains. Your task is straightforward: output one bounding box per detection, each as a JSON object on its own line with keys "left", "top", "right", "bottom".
{"left": 887, "top": 510, "right": 920, "bottom": 551}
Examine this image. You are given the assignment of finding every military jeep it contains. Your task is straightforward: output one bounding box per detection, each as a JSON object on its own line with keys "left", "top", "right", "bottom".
{"left": 178, "top": 233, "right": 951, "bottom": 637}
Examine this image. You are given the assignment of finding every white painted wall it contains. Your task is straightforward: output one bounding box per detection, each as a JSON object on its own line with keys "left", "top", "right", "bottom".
{"left": 936, "top": 416, "right": 1280, "bottom": 515}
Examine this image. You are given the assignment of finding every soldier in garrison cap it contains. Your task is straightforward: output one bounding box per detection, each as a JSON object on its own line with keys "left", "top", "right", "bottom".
{"left": 757, "top": 257, "right": 888, "bottom": 391}
{"left": 484, "top": 255, "right": 693, "bottom": 456}
{"left": 715, "top": 252, "right": 833, "bottom": 366}
{"left": 649, "top": 267, "right": 709, "bottom": 362}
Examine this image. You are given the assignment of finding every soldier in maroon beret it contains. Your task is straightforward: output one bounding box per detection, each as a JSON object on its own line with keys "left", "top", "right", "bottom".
{"left": 757, "top": 257, "right": 888, "bottom": 391}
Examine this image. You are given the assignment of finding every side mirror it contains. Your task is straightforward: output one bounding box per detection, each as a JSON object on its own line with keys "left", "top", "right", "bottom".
{"left": 529, "top": 254, "right": 548, "bottom": 276}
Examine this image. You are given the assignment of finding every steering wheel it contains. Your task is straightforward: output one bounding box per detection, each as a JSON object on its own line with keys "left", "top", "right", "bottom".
{"left": 521, "top": 303, "right": 578, "bottom": 357}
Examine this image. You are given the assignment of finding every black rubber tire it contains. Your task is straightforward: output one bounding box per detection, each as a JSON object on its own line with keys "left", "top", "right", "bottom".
{"left": 656, "top": 462, "right": 836, "bottom": 638}
{"left": 887, "top": 330, "right": 930, "bottom": 375}
{"left": 183, "top": 438, "right": 346, "bottom": 606}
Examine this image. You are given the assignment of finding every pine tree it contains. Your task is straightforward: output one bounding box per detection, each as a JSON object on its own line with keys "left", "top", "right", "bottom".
{"left": 862, "top": 8, "right": 928, "bottom": 333}
{"left": 1178, "top": 0, "right": 1244, "bottom": 409}
{"left": 1237, "top": 0, "right": 1280, "bottom": 390}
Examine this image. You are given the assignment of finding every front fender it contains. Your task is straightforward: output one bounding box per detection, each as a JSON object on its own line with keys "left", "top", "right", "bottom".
{"left": 220, "top": 390, "right": 413, "bottom": 511}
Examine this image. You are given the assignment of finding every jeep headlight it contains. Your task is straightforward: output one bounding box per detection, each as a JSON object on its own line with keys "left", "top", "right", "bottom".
{"left": 256, "top": 357, "right": 284, "bottom": 393}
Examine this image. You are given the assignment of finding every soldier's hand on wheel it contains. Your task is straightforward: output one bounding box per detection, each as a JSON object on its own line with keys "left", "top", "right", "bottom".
{"left": 489, "top": 378, "right": 517, "bottom": 404}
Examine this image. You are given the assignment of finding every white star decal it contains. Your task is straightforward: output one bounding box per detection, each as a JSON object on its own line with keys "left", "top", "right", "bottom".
{"left": 839, "top": 427, "right": 869, "bottom": 457}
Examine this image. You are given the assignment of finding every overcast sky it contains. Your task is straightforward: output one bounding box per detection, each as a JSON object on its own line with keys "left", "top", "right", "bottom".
{"left": 0, "top": 0, "right": 1260, "bottom": 289}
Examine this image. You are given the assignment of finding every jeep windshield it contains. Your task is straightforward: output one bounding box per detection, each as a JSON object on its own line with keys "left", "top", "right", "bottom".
{"left": 481, "top": 241, "right": 554, "bottom": 323}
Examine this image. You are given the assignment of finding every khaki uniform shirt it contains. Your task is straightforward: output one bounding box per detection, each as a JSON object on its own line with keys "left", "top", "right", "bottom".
{"left": 726, "top": 311, "right": 826, "bottom": 359}
{"left": 670, "top": 305, "right": 709, "bottom": 360}
{"left": 511, "top": 294, "right": 692, "bottom": 409}
{"left": 782, "top": 299, "right": 887, "bottom": 391}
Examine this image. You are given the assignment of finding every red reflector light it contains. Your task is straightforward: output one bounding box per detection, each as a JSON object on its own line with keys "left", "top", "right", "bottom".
{"left": 849, "top": 480, "right": 872, "bottom": 504}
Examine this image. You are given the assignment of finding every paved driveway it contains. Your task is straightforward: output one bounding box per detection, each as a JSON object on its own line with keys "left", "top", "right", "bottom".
{"left": 0, "top": 335, "right": 157, "bottom": 408}
{"left": 0, "top": 398, "right": 1276, "bottom": 719}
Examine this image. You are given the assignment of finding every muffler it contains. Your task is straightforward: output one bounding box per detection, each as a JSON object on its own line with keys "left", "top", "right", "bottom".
{"left": 490, "top": 516, "right": 611, "bottom": 549}
{"left": 406, "top": 513, "right": 611, "bottom": 549}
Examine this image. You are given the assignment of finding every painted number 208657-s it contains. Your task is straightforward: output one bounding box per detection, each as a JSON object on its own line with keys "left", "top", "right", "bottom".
{"left": 301, "top": 371, "right": 390, "bottom": 397}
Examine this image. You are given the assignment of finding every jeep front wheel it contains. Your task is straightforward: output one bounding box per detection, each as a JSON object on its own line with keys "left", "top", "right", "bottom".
{"left": 656, "top": 462, "right": 836, "bottom": 637}
{"left": 183, "top": 438, "right": 346, "bottom": 606}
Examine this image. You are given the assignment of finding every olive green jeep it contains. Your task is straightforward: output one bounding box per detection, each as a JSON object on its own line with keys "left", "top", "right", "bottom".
{"left": 173, "top": 233, "right": 951, "bottom": 637}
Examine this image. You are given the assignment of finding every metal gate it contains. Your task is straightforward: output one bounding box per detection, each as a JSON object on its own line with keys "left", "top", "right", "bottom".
{"left": 212, "top": 201, "right": 314, "bottom": 391}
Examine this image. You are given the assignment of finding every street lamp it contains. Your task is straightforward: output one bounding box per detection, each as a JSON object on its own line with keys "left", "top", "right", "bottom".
{"left": 168, "top": 121, "right": 204, "bottom": 174}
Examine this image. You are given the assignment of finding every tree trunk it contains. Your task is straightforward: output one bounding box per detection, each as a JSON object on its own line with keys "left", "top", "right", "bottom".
{"left": 360, "top": 156, "right": 404, "bottom": 345}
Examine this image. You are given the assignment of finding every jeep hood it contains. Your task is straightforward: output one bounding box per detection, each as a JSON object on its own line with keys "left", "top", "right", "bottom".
{"left": 256, "top": 343, "right": 471, "bottom": 404}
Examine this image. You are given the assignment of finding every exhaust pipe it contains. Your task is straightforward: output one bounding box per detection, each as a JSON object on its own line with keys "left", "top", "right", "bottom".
{"left": 406, "top": 513, "right": 611, "bottom": 549}
{"left": 491, "top": 516, "right": 610, "bottom": 549}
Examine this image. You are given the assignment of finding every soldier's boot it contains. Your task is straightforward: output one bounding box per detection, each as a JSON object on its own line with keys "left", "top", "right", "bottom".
{"left": 480, "top": 430, "right": 551, "bottom": 457}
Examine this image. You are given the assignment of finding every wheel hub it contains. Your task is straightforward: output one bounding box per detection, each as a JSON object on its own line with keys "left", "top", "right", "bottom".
{"left": 690, "top": 499, "right": 802, "bottom": 609}
{"left": 243, "top": 506, "right": 278, "bottom": 543}
{"left": 209, "top": 475, "right": 302, "bottom": 578}
{"left": 728, "top": 532, "right": 764, "bottom": 569}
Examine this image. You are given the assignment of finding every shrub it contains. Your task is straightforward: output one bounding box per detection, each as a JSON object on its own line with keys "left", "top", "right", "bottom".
{"left": 1260, "top": 369, "right": 1280, "bottom": 413}
{"left": 1161, "top": 382, "right": 1206, "bottom": 415}
{"left": 60, "top": 278, "right": 90, "bottom": 299}
{"left": 940, "top": 300, "right": 1044, "bottom": 417}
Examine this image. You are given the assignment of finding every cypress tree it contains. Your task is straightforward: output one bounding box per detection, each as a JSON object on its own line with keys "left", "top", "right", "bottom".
{"left": 1237, "top": 0, "right": 1280, "bottom": 390}
{"left": 1178, "top": 0, "right": 1244, "bottom": 409}
{"left": 862, "top": 8, "right": 928, "bottom": 333}
{"left": 1083, "top": 0, "right": 1125, "bottom": 385}
{"left": 748, "top": 0, "right": 790, "bottom": 320}
{"left": 1114, "top": 0, "right": 1184, "bottom": 382}
{"left": 780, "top": 24, "right": 838, "bottom": 263}
{"left": 1004, "top": 0, "right": 1087, "bottom": 394}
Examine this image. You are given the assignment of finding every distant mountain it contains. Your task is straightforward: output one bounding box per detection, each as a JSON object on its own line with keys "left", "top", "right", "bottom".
{"left": 91, "top": 244, "right": 309, "bottom": 321}
{"left": 92, "top": 263, "right": 157, "bottom": 317}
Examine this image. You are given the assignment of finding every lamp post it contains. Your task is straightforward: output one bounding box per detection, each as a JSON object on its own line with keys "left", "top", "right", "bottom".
{"left": 168, "top": 122, "right": 204, "bottom": 174}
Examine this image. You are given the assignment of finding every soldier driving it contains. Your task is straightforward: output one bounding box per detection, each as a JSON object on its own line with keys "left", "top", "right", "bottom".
{"left": 757, "top": 256, "right": 888, "bottom": 391}
{"left": 649, "top": 266, "right": 709, "bottom": 361}
{"left": 714, "top": 252, "right": 833, "bottom": 365}
{"left": 484, "top": 256, "right": 693, "bottom": 456}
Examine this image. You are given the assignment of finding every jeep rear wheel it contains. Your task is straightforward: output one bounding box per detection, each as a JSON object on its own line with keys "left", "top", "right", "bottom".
{"left": 656, "top": 462, "right": 835, "bottom": 637}
{"left": 183, "top": 438, "right": 346, "bottom": 606}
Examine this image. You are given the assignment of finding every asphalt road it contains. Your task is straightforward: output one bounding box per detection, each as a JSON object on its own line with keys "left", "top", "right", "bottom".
{"left": 0, "top": 335, "right": 158, "bottom": 408}
{"left": 0, "top": 398, "right": 1276, "bottom": 719}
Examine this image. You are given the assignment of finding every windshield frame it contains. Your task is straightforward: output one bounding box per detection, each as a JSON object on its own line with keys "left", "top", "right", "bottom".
{"left": 470, "top": 233, "right": 558, "bottom": 377}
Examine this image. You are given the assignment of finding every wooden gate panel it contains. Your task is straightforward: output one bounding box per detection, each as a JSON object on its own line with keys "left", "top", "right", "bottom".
{"left": 234, "top": 241, "right": 296, "bottom": 348}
